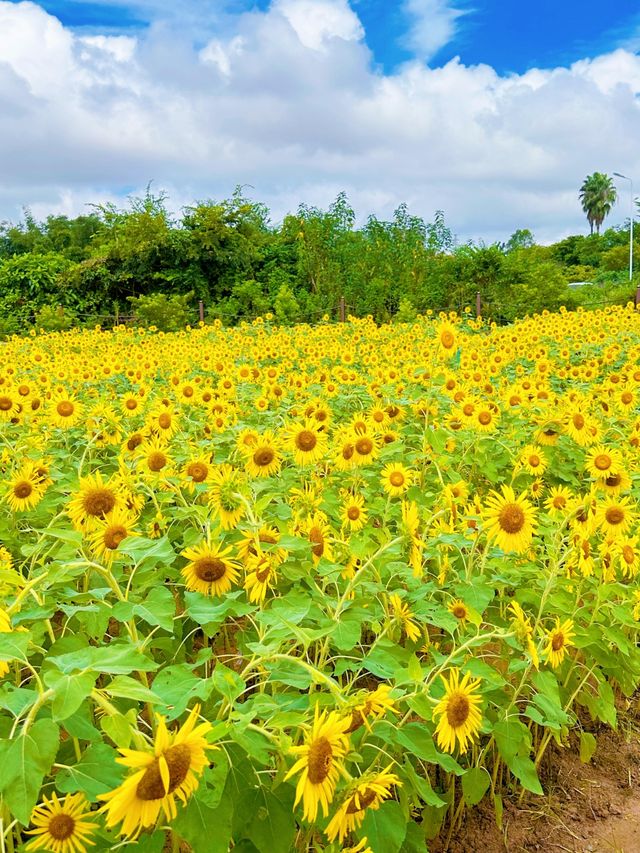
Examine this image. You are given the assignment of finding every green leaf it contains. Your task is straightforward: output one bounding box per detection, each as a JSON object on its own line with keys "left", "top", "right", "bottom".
{"left": 494, "top": 719, "right": 543, "bottom": 795}
{"left": 402, "top": 758, "right": 446, "bottom": 807}
{"left": 0, "top": 630, "right": 31, "bottom": 662}
{"left": 56, "top": 742, "right": 124, "bottom": 802}
{"left": 332, "top": 615, "right": 362, "bottom": 651}
{"left": 0, "top": 719, "right": 60, "bottom": 823}
{"left": 151, "top": 664, "right": 214, "bottom": 719}
{"left": 212, "top": 664, "right": 245, "bottom": 703}
{"left": 105, "top": 675, "right": 159, "bottom": 703}
{"left": 245, "top": 784, "right": 296, "bottom": 853}
{"left": 461, "top": 767, "right": 491, "bottom": 805}
{"left": 360, "top": 800, "right": 407, "bottom": 853}
{"left": 173, "top": 789, "right": 233, "bottom": 853}
{"left": 44, "top": 669, "right": 98, "bottom": 721}
{"left": 579, "top": 731, "right": 597, "bottom": 764}
{"left": 395, "top": 724, "right": 463, "bottom": 775}
{"left": 47, "top": 643, "right": 158, "bottom": 675}
{"left": 133, "top": 587, "right": 176, "bottom": 631}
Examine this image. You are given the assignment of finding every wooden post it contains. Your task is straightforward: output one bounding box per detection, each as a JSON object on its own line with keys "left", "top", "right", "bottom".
{"left": 476, "top": 291, "right": 481, "bottom": 317}
{"left": 339, "top": 296, "right": 346, "bottom": 323}
{"left": 199, "top": 300, "right": 204, "bottom": 323}
{"left": 635, "top": 285, "right": 640, "bottom": 308}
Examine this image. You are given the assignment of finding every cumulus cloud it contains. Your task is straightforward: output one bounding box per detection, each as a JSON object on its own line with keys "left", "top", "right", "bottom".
{"left": 401, "top": 0, "right": 468, "bottom": 60}
{"left": 0, "top": 0, "right": 639, "bottom": 243}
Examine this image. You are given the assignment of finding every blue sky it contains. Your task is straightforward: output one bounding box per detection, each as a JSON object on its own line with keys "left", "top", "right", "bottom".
{"left": 1, "top": 0, "right": 640, "bottom": 242}
{"left": 14, "top": 0, "right": 640, "bottom": 72}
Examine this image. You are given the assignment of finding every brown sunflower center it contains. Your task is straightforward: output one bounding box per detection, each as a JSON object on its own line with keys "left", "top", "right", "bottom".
{"left": 47, "top": 813, "right": 75, "bottom": 841}
{"left": 342, "top": 444, "right": 355, "bottom": 460}
{"left": 478, "top": 411, "right": 492, "bottom": 425}
{"left": 307, "top": 736, "right": 333, "bottom": 784}
{"left": 309, "top": 526, "right": 325, "bottom": 557}
{"left": 82, "top": 487, "right": 116, "bottom": 518}
{"left": 148, "top": 451, "right": 168, "bottom": 472}
{"left": 451, "top": 604, "right": 467, "bottom": 619}
{"left": 623, "top": 545, "right": 635, "bottom": 565}
{"left": 347, "top": 506, "right": 361, "bottom": 521}
{"left": 0, "top": 396, "right": 12, "bottom": 411}
{"left": 253, "top": 447, "right": 275, "bottom": 467}
{"left": 572, "top": 414, "right": 585, "bottom": 429}
{"left": 553, "top": 495, "right": 566, "bottom": 509}
{"left": 13, "top": 480, "right": 33, "bottom": 499}
{"left": 605, "top": 473, "right": 621, "bottom": 487}
{"left": 158, "top": 413, "right": 172, "bottom": 430}
{"left": 56, "top": 401, "right": 74, "bottom": 418}
{"left": 446, "top": 692, "right": 470, "bottom": 728}
{"left": 498, "top": 503, "right": 525, "bottom": 534}
{"left": 622, "top": 392, "right": 633, "bottom": 404}
{"left": 187, "top": 462, "right": 209, "bottom": 483}
{"left": 551, "top": 631, "right": 565, "bottom": 652}
{"left": 255, "top": 559, "right": 272, "bottom": 583}
{"left": 389, "top": 472, "right": 405, "bottom": 487}
{"left": 440, "top": 330, "right": 455, "bottom": 349}
{"left": 103, "top": 524, "right": 128, "bottom": 550}
{"left": 346, "top": 787, "right": 378, "bottom": 814}
{"left": 605, "top": 506, "right": 624, "bottom": 525}
{"left": 127, "top": 434, "right": 143, "bottom": 451}
{"left": 125, "top": 399, "right": 138, "bottom": 410}
{"left": 295, "top": 430, "right": 317, "bottom": 452}
{"left": 136, "top": 743, "right": 192, "bottom": 801}
{"left": 593, "top": 454, "right": 612, "bottom": 471}
{"left": 194, "top": 557, "right": 227, "bottom": 582}
{"left": 355, "top": 437, "right": 373, "bottom": 456}
{"left": 529, "top": 455, "right": 540, "bottom": 467}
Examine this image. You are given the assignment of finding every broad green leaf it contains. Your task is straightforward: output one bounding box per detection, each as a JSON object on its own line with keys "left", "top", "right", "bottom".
{"left": 212, "top": 664, "right": 245, "bottom": 703}
{"left": 151, "top": 664, "right": 214, "bottom": 719}
{"left": 105, "top": 675, "right": 159, "bottom": 703}
{"left": 133, "top": 586, "right": 176, "bottom": 631}
{"left": 47, "top": 643, "right": 158, "bottom": 675}
{"left": 360, "top": 800, "right": 407, "bottom": 853}
{"left": 173, "top": 789, "right": 233, "bottom": 853}
{"left": 0, "top": 630, "right": 31, "bottom": 662}
{"left": 0, "top": 719, "right": 60, "bottom": 823}
{"left": 461, "top": 767, "right": 491, "bottom": 805}
{"left": 579, "top": 731, "right": 597, "bottom": 764}
{"left": 56, "top": 742, "right": 125, "bottom": 802}
{"left": 44, "top": 669, "right": 98, "bottom": 721}
{"left": 245, "top": 784, "right": 296, "bottom": 853}
{"left": 395, "top": 724, "right": 463, "bottom": 775}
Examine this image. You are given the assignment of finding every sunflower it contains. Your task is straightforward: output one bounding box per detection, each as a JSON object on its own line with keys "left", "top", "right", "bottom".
{"left": 325, "top": 766, "right": 401, "bottom": 843}
{"left": 244, "top": 550, "right": 279, "bottom": 603}
{"left": 595, "top": 496, "right": 636, "bottom": 539}
{"left": 0, "top": 392, "right": 19, "bottom": 421}
{"left": 244, "top": 431, "right": 282, "bottom": 478}
{"left": 181, "top": 454, "right": 213, "bottom": 493}
{"left": 99, "top": 705, "right": 214, "bottom": 839}
{"left": 564, "top": 410, "right": 597, "bottom": 447}
{"left": 147, "top": 404, "right": 180, "bottom": 441}
{"left": 380, "top": 462, "right": 414, "bottom": 498}
{"left": 519, "top": 444, "right": 547, "bottom": 477}
{"left": 68, "top": 471, "right": 122, "bottom": 531}
{"left": 49, "top": 391, "right": 83, "bottom": 430}
{"left": 544, "top": 485, "right": 573, "bottom": 518}
{"left": 341, "top": 493, "right": 368, "bottom": 532}
{"left": 208, "top": 464, "right": 247, "bottom": 529}
{"left": 615, "top": 536, "right": 640, "bottom": 578}
{"left": 474, "top": 406, "right": 499, "bottom": 433}
{"left": 287, "top": 421, "right": 327, "bottom": 466}
{"left": 351, "top": 432, "right": 380, "bottom": 466}
{"left": 5, "top": 463, "right": 46, "bottom": 512}
{"left": 436, "top": 321, "right": 457, "bottom": 357}
{"left": 0, "top": 606, "right": 13, "bottom": 678}
{"left": 344, "top": 685, "right": 398, "bottom": 734}
{"left": 433, "top": 668, "right": 483, "bottom": 754}
{"left": 389, "top": 594, "right": 420, "bottom": 643}
{"left": 302, "top": 512, "right": 334, "bottom": 565}
{"left": 543, "top": 618, "right": 575, "bottom": 669}
{"left": 448, "top": 599, "right": 470, "bottom": 624}
{"left": 26, "top": 792, "right": 98, "bottom": 853}
{"left": 181, "top": 541, "right": 241, "bottom": 596}
{"left": 509, "top": 601, "right": 539, "bottom": 669}
{"left": 585, "top": 445, "right": 623, "bottom": 480}
{"left": 285, "top": 706, "right": 350, "bottom": 822}
{"left": 89, "top": 508, "right": 138, "bottom": 565}
{"left": 596, "top": 469, "right": 632, "bottom": 496}
{"left": 484, "top": 486, "right": 536, "bottom": 554}
{"left": 138, "top": 437, "right": 173, "bottom": 478}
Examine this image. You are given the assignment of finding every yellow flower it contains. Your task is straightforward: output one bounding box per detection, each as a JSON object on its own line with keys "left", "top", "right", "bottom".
{"left": 484, "top": 486, "right": 537, "bottom": 554}
{"left": 68, "top": 471, "right": 122, "bottom": 531}
{"left": 243, "top": 431, "right": 281, "bottom": 478}
{"left": 433, "top": 668, "right": 483, "bottom": 754}
{"left": 380, "top": 462, "right": 414, "bottom": 498}
{"left": 89, "top": 508, "right": 138, "bottom": 565}
{"left": 49, "top": 391, "right": 83, "bottom": 429}
{"left": 509, "top": 601, "right": 539, "bottom": 669}
{"left": 519, "top": 444, "right": 547, "bottom": 476}
{"left": 325, "top": 766, "right": 401, "bottom": 843}
{"left": 448, "top": 599, "right": 470, "bottom": 624}
{"left": 344, "top": 685, "right": 398, "bottom": 734}
{"left": 585, "top": 445, "right": 624, "bottom": 480}
{"left": 285, "top": 706, "right": 350, "bottom": 822}
{"left": 543, "top": 618, "right": 575, "bottom": 669}
{"left": 181, "top": 541, "right": 241, "bottom": 596}
{"left": 26, "top": 792, "right": 98, "bottom": 853}
{"left": 389, "top": 593, "right": 421, "bottom": 643}
{"left": 99, "top": 705, "right": 214, "bottom": 839}
{"left": 286, "top": 421, "right": 327, "bottom": 466}
{"left": 243, "top": 550, "right": 279, "bottom": 603}
{"left": 341, "top": 493, "right": 368, "bottom": 532}
{"left": 5, "top": 463, "right": 46, "bottom": 512}
{"left": 595, "top": 496, "right": 637, "bottom": 539}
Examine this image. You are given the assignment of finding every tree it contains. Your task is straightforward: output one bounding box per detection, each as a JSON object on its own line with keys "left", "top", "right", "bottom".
{"left": 579, "top": 173, "right": 617, "bottom": 236}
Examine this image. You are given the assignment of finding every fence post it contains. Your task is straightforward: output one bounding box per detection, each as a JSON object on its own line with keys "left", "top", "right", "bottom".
{"left": 476, "top": 291, "right": 481, "bottom": 318}
{"left": 199, "top": 300, "right": 204, "bottom": 323}
{"left": 339, "top": 296, "right": 346, "bottom": 323}
{"left": 635, "top": 285, "right": 640, "bottom": 308}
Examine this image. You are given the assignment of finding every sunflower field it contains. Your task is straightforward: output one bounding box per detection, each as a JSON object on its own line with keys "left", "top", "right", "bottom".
{"left": 1, "top": 305, "right": 640, "bottom": 853}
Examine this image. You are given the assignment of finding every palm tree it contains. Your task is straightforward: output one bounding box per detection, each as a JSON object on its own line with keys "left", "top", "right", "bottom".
{"left": 579, "top": 173, "right": 617, "bottom": 235}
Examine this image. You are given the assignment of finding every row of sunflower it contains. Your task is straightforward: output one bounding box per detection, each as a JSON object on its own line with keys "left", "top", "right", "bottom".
{"left": 0, "top": 305, "right": 639, "bottom": 852}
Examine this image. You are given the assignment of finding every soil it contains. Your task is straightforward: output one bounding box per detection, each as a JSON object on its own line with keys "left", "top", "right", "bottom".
{"left": 430, "top": 720, "right": 640, "bottom": 853}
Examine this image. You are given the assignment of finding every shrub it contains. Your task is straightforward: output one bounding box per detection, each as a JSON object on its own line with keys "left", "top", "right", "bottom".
{"left": 128, "top": 291, "right": 194, "bottom": 331}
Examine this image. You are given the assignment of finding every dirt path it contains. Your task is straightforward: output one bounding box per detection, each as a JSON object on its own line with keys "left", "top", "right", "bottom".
{"left": 432, "top": 725, "right": 640, "bottom": 853}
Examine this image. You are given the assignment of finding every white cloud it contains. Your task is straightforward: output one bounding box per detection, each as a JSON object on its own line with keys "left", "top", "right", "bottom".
{"left": 402, "top": 0, "right": 468, "bottom": 60}
{"left": 0, "top": 0, "right": 639, "bottom": 244}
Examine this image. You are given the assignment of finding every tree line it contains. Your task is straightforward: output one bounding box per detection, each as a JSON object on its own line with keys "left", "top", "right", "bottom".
{"left": 0, "top": 183, "right": 637, "bottom": 334}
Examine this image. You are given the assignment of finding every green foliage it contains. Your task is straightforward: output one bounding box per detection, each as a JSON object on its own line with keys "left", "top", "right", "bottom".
{"left": 273, "top": 284, "right": 301, "bottom": 325}
{"left": 579, "top": 172, "right": 617, "bottom": 236}
{"left": 34, "top": 304, "right": 76, "bottom": 332}
{"left": 128, "top": 291, "right": 195, "bottom": 331}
